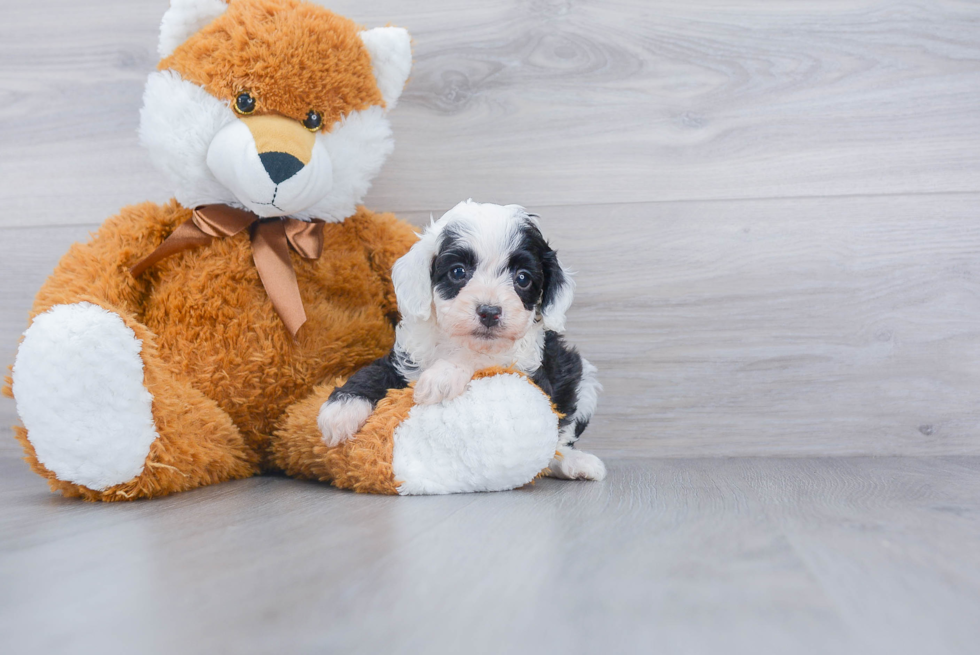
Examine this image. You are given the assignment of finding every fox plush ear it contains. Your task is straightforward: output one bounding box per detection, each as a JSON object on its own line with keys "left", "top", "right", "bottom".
{"left": 158, "top": 0, "right": 229, "bottom": 58}
{"left": 360, "top": 27, "right": 413, "bottom": 110}
{"left": 392, "top": 222, "right": 440, "bottom": 321}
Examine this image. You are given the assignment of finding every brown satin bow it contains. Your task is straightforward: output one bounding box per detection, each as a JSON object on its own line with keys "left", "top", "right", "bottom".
{"left": 130, "top": 204, "right": 325, "bottom": 336}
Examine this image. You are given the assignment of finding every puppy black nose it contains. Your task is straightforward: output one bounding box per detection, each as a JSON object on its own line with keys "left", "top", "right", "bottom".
{"left": 477, "top": 304, "right": 502, "bottom": 328}
{"left": 259, "top": 151, "right": 305, "bottom": 184}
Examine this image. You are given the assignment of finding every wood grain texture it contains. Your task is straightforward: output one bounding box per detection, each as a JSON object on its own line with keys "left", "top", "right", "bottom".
{"left": 2, "top": 455, "right": 980, "bottom": 654}
{"left": 2, "top": 0, "right": 980, "bottom": 226}
{"left": 520, "top": 194, "right": 980, "bottom": 457}
{"left": 7, "top": 192, "right": 975, "bottom": 458}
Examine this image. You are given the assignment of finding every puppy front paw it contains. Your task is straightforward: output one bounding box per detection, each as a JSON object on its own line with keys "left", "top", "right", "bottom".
{"left": 548, "top": 448, "right": 607, "bottom": 481}
{"left": 318, "top": 397, "right": 373, "bottom": 447}
{"left": 414, "top": 360, "right": 473, "bottom": 405}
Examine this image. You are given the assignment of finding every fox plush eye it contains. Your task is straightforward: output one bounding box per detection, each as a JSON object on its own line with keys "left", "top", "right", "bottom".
{"left": 303, "top": 110, "right": 323, "bottom": 131}
{"left": 449, "top": 265, "right": 467, "bottom": 281}
{"left": 234, "top": 92, "right": 256, "bottom": 115}
{"left": 514, "top": 270, "right": 532, "bottom": 289}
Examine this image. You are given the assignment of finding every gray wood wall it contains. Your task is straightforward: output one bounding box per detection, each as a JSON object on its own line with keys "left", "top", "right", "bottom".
{"left": 2, "top": 0, "right": 979, "bottom": 457}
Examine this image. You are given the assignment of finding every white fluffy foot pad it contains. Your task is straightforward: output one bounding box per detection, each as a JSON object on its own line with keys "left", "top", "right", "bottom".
{"left": 548, "top": 448, "right": 607, "bottom": 481}
{"left": 12, "top": 302, "right": 160, "bottom": 491}
{"left": 392, "top": 373, "right": 559, "bottom": 495}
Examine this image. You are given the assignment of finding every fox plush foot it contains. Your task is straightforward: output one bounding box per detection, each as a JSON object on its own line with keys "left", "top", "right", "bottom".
{"left": 11, "top": 301, "right": 255, "bottom": 501}
{"left": 13, "top": 302, "right": 160, "bottom": 491}
{"left": 275, "top": 369, "right": 561, "bottom": 495}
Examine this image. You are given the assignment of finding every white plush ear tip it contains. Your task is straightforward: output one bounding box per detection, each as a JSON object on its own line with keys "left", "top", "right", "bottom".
{"left": 360, "top": 26, "right": 413, "bottom": 110}
{"left": 158, "top": 0, "right": 229, "bottom": 59}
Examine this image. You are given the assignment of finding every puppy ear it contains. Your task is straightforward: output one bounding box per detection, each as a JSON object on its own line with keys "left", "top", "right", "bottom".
{"left": 158, "top": 0, "right": 229, "bottom": 59}
{"left": 392, "top": 226, "right": 439, "bottom": 321}
{"left": 360, "top": 27, "right": 413, "bottom": 110}
{"left": 541, "top": 250, "right": 575, "bottom": 332}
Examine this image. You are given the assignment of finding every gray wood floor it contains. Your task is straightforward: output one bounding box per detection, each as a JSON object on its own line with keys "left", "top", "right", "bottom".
{"left": 2, "top": 0, "right": 979, "bottom": 653}
{"left": 3, "top": 455, "right": 980, "bottom": 655}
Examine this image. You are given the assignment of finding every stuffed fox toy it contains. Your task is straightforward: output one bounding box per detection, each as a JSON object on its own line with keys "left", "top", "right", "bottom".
{"left": 5, "top": 0, "right": 562, "bottom": 500}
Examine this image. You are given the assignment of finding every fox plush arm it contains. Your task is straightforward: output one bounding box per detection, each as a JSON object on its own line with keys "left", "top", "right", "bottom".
{"left": 30, "top": 201, "right": 182, "bottom": 320}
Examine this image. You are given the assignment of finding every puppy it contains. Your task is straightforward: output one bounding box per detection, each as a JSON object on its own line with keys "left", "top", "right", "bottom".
{"left": 317, "top": 200, "right": 606, "bottom": 481}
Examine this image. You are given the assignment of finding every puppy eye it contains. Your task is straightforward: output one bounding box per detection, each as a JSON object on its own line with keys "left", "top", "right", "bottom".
{"left": 303, "top": 110, "right": 323, "bottom": 131}
{"left": 514, "top": 270, "right": 533, "bottom": 289}
{"left": 449, "top": 265, "right": 467, "bottom": 281}
{"left": 234, "top": 91, "right": 256, "bottom": 115}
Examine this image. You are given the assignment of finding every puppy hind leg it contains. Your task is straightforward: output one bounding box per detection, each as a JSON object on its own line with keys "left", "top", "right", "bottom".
{"left": 546, "top": 423, "right": 607, "bottom": 481}
{"left": 547, "top": 445, "right": 607, "bottom": 482}
{"left": 11, "top": 301, "right": 256, "bottom": 501}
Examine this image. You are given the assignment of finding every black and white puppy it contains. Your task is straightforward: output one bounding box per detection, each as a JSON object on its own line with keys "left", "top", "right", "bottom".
{"left": 317, "top": 200, "right": 606, "bottom": 480}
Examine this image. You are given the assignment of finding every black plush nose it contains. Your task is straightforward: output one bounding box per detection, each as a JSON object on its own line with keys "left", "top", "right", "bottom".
{"left": 259, "top": 151, "right": 305, "bottom": 184}
{"left": 477, "top": 304, "right": 502, "bottom": 328}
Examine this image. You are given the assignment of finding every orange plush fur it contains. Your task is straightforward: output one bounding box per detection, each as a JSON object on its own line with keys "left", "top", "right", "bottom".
{"left": 4, "top": 0, "right": 419, "bottom": 501}
{"left": 162, "top": 0, "right": 385, "bottom": 125}
{"left": 7, "top": 199, "right": 416, "bottom": 501}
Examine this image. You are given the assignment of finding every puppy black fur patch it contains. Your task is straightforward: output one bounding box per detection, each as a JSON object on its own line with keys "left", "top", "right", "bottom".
{"left": 509, "top": 221, "right": 568, "bottom": 313}
{"left": 532, "top": 330, "right": 584, "bottom": 433}
{"left": 430, "top": 225, "right": 477, "bottom": 301}
{"left": 329, "top": 351, "right": 409, "bottom": 406}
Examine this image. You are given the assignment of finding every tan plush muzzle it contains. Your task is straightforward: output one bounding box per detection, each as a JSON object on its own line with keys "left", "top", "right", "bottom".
{"left": 241, "top": 114, "right": 316, "bottom": 183}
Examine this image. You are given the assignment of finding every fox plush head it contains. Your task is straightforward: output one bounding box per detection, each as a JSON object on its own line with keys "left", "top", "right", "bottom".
{"left": 139, "top": 0, "right": 412, "bottom": 220}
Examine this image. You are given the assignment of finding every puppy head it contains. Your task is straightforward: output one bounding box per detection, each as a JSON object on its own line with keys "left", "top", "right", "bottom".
{"left": 393, "top": 201, "right": 574, "bottom": 352}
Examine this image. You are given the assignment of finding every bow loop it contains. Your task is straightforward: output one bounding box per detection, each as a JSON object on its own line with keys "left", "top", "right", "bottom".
{"left": 130, "top": 204, "right": 326, "bottom": 337}
{"left": 284, "top": 219, "right": 325, "bottom": 260}
{"left": 190, "top": 204, "right": 256, "bottom": 238}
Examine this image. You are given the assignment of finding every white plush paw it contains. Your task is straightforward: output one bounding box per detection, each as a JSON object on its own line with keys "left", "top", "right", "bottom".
{"left": 413, "top": 360, "right": 473, "bottom": 405}
{"left": 548, "top": 448, "right": 607, "bottom": 481}
{"left": 392, "top": 373, "right": 559, "bottom": 495}
{"left": 318, "top": 397, "right": 373, "bottom": 447}
{"left": 12, "top": 302, "right": 159, "bottom": 491}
